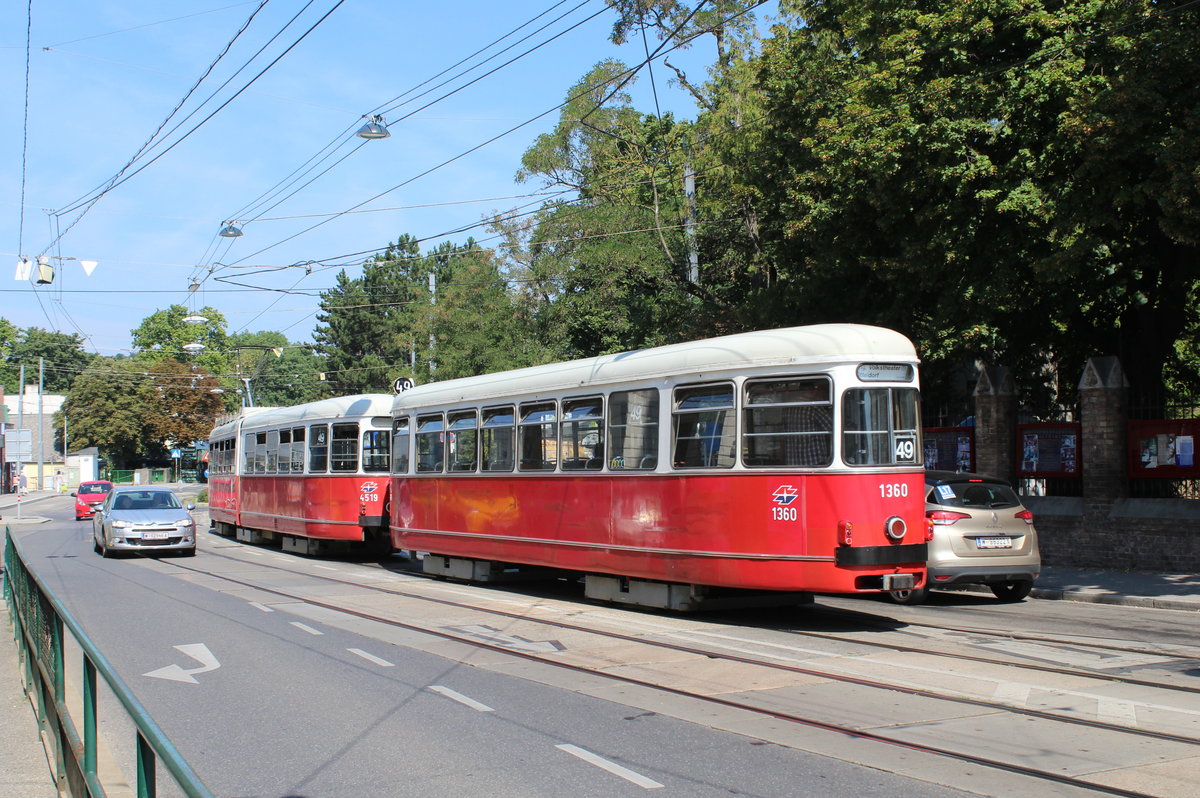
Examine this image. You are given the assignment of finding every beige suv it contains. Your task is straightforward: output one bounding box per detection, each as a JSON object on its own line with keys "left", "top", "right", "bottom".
{"left": 889, "top": 470, "right": 1041, "bottom": 604}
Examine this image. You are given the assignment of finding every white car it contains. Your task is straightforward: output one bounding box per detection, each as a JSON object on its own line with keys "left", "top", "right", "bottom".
{"left": 92, "top": 487, "right": 197, "bottom": 557}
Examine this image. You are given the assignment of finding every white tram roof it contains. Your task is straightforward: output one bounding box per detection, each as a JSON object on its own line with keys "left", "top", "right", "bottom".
{"left": 212, "top": 394, "right": 394, "bottom": 437}
{"left": 393, "top": 324, "right": 916, "bottom": 411}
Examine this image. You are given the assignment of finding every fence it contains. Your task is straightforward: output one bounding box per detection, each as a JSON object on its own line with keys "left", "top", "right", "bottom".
{"left": 3, "top": 528, "right": 211, "bottom": 797}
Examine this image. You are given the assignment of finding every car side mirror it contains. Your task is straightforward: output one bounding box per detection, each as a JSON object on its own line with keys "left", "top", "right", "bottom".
{"left": 186, "top": 502, "right": 196, "bottom": 511}
{"left": 70, "top": 491, "right": 77, "bottom": 497}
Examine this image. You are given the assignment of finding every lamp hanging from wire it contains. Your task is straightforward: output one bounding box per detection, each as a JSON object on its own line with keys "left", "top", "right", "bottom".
{"left": 218, "top": 222, "right": 243, "bottom": 237}
{"left": 356, "top": 115, "right": 390, "bottom": 140}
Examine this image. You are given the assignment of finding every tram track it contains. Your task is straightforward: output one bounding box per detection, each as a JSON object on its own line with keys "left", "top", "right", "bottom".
{"left": 200, "top": 546, "right": 1200, "bottom": 697}
{"left": 146, "top": 546, "right": 1200, "bottom": 797}
{"left": 789, "top": 602, "right": 1200, "bottom": 664}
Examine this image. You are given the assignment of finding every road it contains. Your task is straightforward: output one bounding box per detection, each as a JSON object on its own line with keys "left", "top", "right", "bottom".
{"left": 9, "top": 494, "right": 1200, "bottom": 797}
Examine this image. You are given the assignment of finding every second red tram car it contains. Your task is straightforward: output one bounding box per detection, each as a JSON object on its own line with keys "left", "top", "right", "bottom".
{"left": 208, "top": 395, "right": 394, "bottom": 555}
{"left": 387, "top": 324, "right": 928, "bottom": 609}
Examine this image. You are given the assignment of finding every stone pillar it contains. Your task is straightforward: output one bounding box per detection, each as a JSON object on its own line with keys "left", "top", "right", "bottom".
{"left": 973, "top": 366, "right": 1017, "bottom": 481}
{"left": 1079, "top": 356, "right": 1128, "bottom": 515}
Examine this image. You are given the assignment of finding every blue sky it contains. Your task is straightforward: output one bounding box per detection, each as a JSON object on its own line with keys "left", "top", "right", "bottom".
{"left": 1, "top": 1, "right": 735, "bottom": 355}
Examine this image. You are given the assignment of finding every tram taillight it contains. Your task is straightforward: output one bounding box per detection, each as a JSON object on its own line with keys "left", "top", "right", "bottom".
{"left": 837, "top": 520, "right": 853, "bottom": 546}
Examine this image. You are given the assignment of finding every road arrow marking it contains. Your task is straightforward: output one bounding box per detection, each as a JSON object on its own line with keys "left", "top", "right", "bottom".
{"left": 449, "top": 625, "right": 565, "bottom": 654}
{"left": 144, "top": 644, "right": 221, "bottom": 684}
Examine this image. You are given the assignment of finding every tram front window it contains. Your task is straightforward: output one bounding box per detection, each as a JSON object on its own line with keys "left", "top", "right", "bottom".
{"left": 842, "top": 388, "right": 921, "bottom": 466}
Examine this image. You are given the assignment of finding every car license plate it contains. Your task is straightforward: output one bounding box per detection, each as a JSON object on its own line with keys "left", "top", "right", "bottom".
{"left": 977, "top": 537, "right": 1013, "bottom": 549}
{"left": 141, "top": 531, "right": 169, "bottom": 540}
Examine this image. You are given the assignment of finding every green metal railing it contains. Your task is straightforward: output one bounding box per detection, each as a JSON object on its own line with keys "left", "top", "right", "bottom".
{"left": 2, "top": 528, "right": 212, "bottom": 797}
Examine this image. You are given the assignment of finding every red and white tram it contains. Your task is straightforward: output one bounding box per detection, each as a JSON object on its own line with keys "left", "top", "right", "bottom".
{"left": 388, "top": 324, "right": 928, "bottom": 609}
{"left": 207, "top": 395, "right": 394, "bottom": 555}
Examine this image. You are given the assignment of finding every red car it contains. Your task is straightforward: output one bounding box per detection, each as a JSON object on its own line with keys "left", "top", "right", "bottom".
{"left": 73, "top": 480, "right": 114, "bottom": 520}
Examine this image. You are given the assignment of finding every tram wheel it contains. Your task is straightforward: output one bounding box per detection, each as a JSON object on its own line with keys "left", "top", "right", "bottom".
{"left": 989, "top": 580, "right": 1033, "bottom": 602}
{"left": 886, "top": 585, "right": 929, "bottom": 605}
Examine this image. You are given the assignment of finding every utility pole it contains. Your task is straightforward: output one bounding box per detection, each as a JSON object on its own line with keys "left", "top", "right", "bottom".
{"left": 37, "top": 357, "right": 44, "bottom": 491}
{"left": 428, "top": 272, "right": 437, "bottom": 374}
{"left": 684, "top": 159, "right": 699, "bottom": 285}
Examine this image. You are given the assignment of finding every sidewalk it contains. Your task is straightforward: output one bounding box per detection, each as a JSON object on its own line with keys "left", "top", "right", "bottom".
{"left": 1, "top": 518, "right": 58, "bottom": 798}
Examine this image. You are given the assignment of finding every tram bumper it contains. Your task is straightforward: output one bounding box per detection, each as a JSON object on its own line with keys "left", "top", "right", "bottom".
{"left": 834, "top": 542, "right": 927, "bottom": 567}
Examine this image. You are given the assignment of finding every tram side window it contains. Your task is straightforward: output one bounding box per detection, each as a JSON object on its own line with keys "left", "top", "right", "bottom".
{"left": 672, "top": 384, "right": 736, "bottom": 469}
{"left": 391, "top": 418, "right": 410, "bottom": 474}
{"left": 561, "top": 397, "right": 604, "bottom": 470}
{"left": 362, "top": 430, "right": 390, "bottom": 473}
{"left": 277, "top": 429, "right": 291, "bottom": 473}
{"left": 842, "top": 388, "right": 922, "bottom": 466}
{"left": 416, "top": 414, "right": 445, "bottom": 473}
{"left": 290, "top": 427, "right": 305, "bottom": 472}
{"left": 331, "top": 423, "right": 359, "bottom": 472}
{"left": 254, "top": 432, "right": 267, "bottom": 473}
{"left": 243, "top": 434, "right": 255, "bottom": 473}
{"left": 608, "top": 389, "right": 659, "bottom": 470}
{"left": 743, "top": 378, "right": 833, "bottom": 467}
{"left": 519, "top": 402, "right": 558, "bottom": 471}
{"left": 309, "top": 425, "right": 329, "bottom": 473}
{"left": 481, "top": 406, "right": 515, "bottom": 472}
{"left": 448, "top": 411, "right": 478, "bottom": 472}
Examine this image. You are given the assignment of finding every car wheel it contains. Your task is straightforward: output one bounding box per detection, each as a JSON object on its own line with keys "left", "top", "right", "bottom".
{"left": 93, "top": 537, "right": 101, "bottom": 554}
{"left": 990, "top": 580, "right": 1033, "bottom": 602}
{"left": 886, "top": 585, "right": 930, "bottom": 605}
{"left": 181, "top": 547, "right": 197, "bottom": 557}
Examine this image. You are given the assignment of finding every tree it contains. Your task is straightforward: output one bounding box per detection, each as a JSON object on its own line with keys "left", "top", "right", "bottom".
{"left": 227, "top": 330, "right": 330, "bottom": 407}
{"left": 141, "top": 358, "right": 226, "bottom": 447}
{"left": 131, "top": 305, "right": 231, "bottom": 377}
{"left": 61, "top": 360, "right": 158, "bottom": 469}
{"left": 747, "top": 0, "right": 1200, "bottom": 413}
{"left": 5, "top": 327, "right": 95, "bottom": 393}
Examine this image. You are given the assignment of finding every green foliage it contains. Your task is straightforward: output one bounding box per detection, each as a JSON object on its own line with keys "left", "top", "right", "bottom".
{"left": 131, "top": 305, "right": 231, "bottom": 377}
{"left": 1, "top": 326, "right": 95, "bottom": 393}
{"left": 748, "top": 0, "right": 1200, "bottom": 413}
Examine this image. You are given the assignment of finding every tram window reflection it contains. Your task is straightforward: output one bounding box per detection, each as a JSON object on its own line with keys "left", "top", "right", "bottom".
{"left": 309, "top": 424, "right": 329, "bottom": 473}
{"left": 481, "top": 406, "right": 515, "bottom": 472}
{"left": 330, "top": 423, "right": 359, "bottom": 472}
{"left": 416, "top": 414, "right": 445, "bottom": 473}
{"left": 608, "top": 389, "right": 659, "bottom": 470}
{"left": 519, "top": 402, "right": 558, "bottom": 471}
{"left": 672, "top": 383, "right": 736, "bottom": 469}
{"left": 743, "top": 378, "right": 833, "bottom": 467}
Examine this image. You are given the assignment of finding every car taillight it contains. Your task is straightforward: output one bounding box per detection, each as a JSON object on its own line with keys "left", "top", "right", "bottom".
{"left": 1015, "top": 509, "right": 1034, "bottom": 525}
{"left": 926, "top": 509, "right": 971, "bottom": 526}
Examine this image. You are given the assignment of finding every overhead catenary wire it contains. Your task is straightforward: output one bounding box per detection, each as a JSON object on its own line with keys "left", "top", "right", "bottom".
{"left": 223, "top": 0, "right": 599, "bottom": 227}
{"left": 40, "top": 1, "right": 348, "bottom": 258}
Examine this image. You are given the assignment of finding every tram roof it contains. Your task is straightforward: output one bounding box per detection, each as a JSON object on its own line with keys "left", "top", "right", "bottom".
{"left": 213, "top": 394, "right": 394, "bottom": 435}
{"left": 393, "top": 324, "right": 916, "bottom": 411}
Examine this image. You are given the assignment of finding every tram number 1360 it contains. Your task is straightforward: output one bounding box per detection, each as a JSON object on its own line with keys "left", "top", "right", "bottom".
{"left": 879, "top": 482, "right": 909, "bottom": 498}
{"left": 771, "top": 506, "right": 798, "bottom": 521}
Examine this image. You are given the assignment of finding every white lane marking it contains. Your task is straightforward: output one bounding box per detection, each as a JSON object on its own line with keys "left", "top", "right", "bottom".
{"left": 992, "top": 682, "right": 1031, "bottom": 705}
{"left": 144, "top": 644, "right": 221, "bottom": 684}
{"left": 1098, "top": 698, "right": 1139, "bottom": 727}
{"left": 669, "top": 631, "right": 841, "bottom": 660}
{"left": 429, "top": 685, "right": 494, "bottom": 712}
{"left": 555, "top": 744, "right": 664, "bottom": 789}
{"left": 290, "top": 622, "right": 323, "bottom": 636}
{"left": 242, "top": 550, "right": 264, "bottom": 556}
{"left": 312, "top": 564, "right": 338, "bottom": 571}
{"left": 249, "top": 602, "right": 274, "bottom": 613}
{"left": 348, "top": 648, "right": 394, "bottom": 667}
